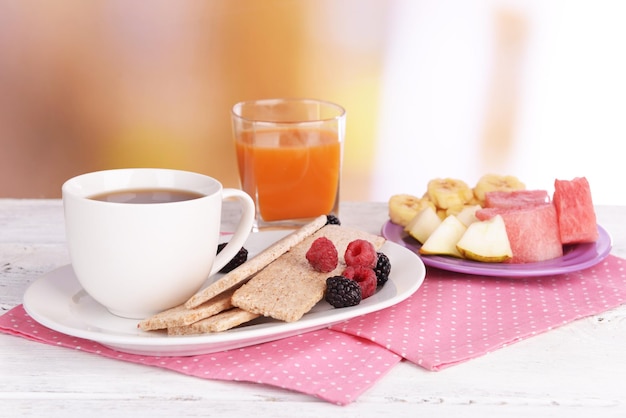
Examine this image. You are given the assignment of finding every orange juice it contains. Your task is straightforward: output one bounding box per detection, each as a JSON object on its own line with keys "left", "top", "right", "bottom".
{"left": 235, "top": 128, "right": 341, "bottom": 221}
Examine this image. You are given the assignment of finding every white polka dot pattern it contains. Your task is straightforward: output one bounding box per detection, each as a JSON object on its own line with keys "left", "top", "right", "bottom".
{"left": 0, "top": 306, "right": 400, "bottom": 405}
{"left": 331, "top": 255, "right": 626, "bottom": 371}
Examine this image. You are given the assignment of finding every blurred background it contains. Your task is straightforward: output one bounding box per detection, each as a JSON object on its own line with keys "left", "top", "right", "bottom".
{"left": 1, "top": 0, "right": 625, "bottom": 203}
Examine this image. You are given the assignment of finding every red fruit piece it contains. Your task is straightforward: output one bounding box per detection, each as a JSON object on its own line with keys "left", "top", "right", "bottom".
{"left": 342, "top": 265, "right": 377, "bottom": 299}
{"left": 344, "top": 239, "right": 377, "bottom": 268}
{"left": 476, "top": 204, "right": 563, "bottom": 263}
{"left": 484, "top": 190, "right": 550, "bottom": 209}
{"left": 306, "top": 237, "right": 338, "bottom": 272}
{"left": 553, "top": 177, "right": 599, "bottom": 244}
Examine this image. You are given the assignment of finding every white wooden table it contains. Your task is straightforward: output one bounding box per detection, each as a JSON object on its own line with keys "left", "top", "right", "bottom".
{"left": 1, "top": 199, "right": 626, "bottom": 418}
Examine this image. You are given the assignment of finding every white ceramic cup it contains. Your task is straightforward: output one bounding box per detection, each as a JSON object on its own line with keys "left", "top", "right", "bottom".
{"left": 62, "top": 168, "right": 255, "bottom": 319}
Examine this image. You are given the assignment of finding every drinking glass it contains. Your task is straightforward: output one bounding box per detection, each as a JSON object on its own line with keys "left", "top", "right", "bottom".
{"left": 231, "top": 98, "right": 345, "bottom": 229}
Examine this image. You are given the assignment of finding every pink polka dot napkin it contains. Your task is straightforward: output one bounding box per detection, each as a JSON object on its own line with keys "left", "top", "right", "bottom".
{"left": 0, "top": 305, "right": 400, "bottom": 405}
{"left": 4, "top": 254, "right": 626, "bottom": 403}
{"left": 332, "top": 255, "right": 626, "bottom": 371}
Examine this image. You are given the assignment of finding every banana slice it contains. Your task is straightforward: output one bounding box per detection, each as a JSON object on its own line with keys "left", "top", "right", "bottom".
{"left": 426, "top": 178, "right": 474, "bottom": 210}
{"left": 473, "top": 174, "right": 525, "bottom": 204}
{"left": 388, "top": 194, "right": 435, "bottom": 227}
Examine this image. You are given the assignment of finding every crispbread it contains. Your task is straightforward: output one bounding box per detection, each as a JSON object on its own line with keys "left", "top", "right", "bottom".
{"left": 184, "top": 214, "right": 328, "bottom": 309}
{"left": 138, "top": 289, "right": 235, "bottom": 331}
{"left": 168, "top": 308, "right": 261, "bottom": 335}
{"left": 231, "top": 225, "right": 385, "bottom": 323}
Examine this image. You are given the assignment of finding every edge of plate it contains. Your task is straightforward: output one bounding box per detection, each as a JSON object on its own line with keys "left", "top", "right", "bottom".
{"left": 381, "top": 220, "right": 612, "bottom": 278}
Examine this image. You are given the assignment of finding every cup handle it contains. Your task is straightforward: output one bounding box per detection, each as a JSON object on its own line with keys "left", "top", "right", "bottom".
{"left": 208, "top": 188, "right": 255, "bottom": 276}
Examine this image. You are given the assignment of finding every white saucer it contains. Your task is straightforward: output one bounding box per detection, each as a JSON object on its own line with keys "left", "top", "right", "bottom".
{"left": 23, "top": 230, "right": 425, "bottom": 357}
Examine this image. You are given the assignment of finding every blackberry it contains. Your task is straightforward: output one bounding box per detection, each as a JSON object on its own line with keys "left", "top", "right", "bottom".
{"left": 374, "top": 252, "right": 391, "bottom": 287}
{"left": 326, "top": 214, "right": 341, "bottom": 225}
{"left": 216, "top": 243, "right": 248, "bottom": 273}
{"left": 325, "top": 275, "right": 362, "bottom": 308}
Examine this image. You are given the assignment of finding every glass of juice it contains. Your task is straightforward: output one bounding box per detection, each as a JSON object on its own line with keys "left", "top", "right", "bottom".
{"left": 231, "top": 98, "right": 345, "bottom": 229}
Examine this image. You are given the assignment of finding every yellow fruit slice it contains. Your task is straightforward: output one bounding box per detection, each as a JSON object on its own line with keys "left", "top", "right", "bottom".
{"left": 388, "top": 194, "right": 435, "bottom": 227}
{"left": 473, "top": 174, "right": 525, "bottom": 204}
{"left": 426, "top": 178, "right": 474, "bottom": 210}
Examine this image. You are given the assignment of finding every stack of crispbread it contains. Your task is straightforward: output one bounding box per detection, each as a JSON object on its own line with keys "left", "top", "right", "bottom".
{"left": 138, "top": 215, "right": 386, "bottom": 335}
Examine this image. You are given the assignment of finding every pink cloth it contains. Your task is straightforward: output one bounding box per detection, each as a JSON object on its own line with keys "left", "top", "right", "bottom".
{"left": 2, "top": 255, "right": 626, "bottom": 402}
{"left": 332, "top": 254, "right": 626, "bottom": 370}
{"left": 0, "top": 305, "right": 400, "bottom": 406}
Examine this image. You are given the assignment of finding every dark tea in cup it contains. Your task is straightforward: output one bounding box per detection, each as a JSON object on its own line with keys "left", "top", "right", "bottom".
{"left": 89, "top": 188, "right": 205, "bottom": 204}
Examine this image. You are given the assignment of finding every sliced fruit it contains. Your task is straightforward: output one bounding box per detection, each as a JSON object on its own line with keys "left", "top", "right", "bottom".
{"left": 473, "top": 174, "right": 525, "bottom": 204}
{"left": 456, "top": 215, "right": 512, "bottom": 262}
{"left": 388, "top": 194, "right": 435, "bottom": 227}
{"left": 553, "top": 177, "right": 599, "bottom": 244}
{"left": 484, "top": 190, "right": 549, "bottom": 209}
{"left": 426, "top": 178, "right": 474, "bottom": 210}
{"left": 476, "top": 204, "right": 562, "bottom": 263}
{"left": 420, "top": 215, "right": 467, "bottom": 258}
{"left": 405, "top": 206, "right": 442, "bottom": 244}
{"left": 455, "top": 204, "right": 481, "bottom": 227}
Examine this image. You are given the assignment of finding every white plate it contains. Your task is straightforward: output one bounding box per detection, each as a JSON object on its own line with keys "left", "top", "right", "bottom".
{"left": 23, "top": 230, "right": 425, "bottom": 356}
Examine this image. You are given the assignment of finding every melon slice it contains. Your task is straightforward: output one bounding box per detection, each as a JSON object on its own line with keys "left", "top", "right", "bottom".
{"left": 553, "top": 177, "right": 599, "bottom": 244}
{"left": 420, "top": 215, "right": 467, "bottom": 258}
{"left": 405, "top": 206, "right": 442, "bottom": 244}
{"left": 456, "top": 215, "right": 513, "bottom": 263}
{"left": 484, "top": 190, "right": 550, "bottom": 209}
{"left": 476, "top": 204, "right": 563, "bottom": 263}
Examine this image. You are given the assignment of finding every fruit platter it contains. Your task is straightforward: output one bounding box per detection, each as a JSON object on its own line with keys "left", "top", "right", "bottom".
{"left": 383, "top": 174, "right": 612, "bottom": 277}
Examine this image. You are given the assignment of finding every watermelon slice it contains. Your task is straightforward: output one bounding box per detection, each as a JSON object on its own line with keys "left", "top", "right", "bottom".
{"left": 476, "top": 204, "right": 563, "bottom": 263}
{"left": 484, "top": 190, "right": 550, "bottom": 209}
{"left": 553, "top": 177, "right": 599, "bottom": 244}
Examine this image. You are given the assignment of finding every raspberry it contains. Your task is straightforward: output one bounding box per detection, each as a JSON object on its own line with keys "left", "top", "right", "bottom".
{"left": 326, "top": 214, "right": 341, "bottom": 225}
{"left": 325, "top": 275, "right": 361, "bottom": 308}
{"left": 374, "top": 252, "right": 391, "bottom": 287}
{"left": 342, "top": 265, "right": 377, "bottom": 299}
{"left": 344, "top": 239, "right": 377, "bottom": 268}
{"left": 306, "top": 237, "right": 338, "bottom": 272}
{"left": 216, "top": 243, "right": 248, "bottom": 273}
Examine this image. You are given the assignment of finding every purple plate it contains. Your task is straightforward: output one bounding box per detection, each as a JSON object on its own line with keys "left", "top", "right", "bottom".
{"left": 381, "top": 221, "right": 612, "bottom": 278}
